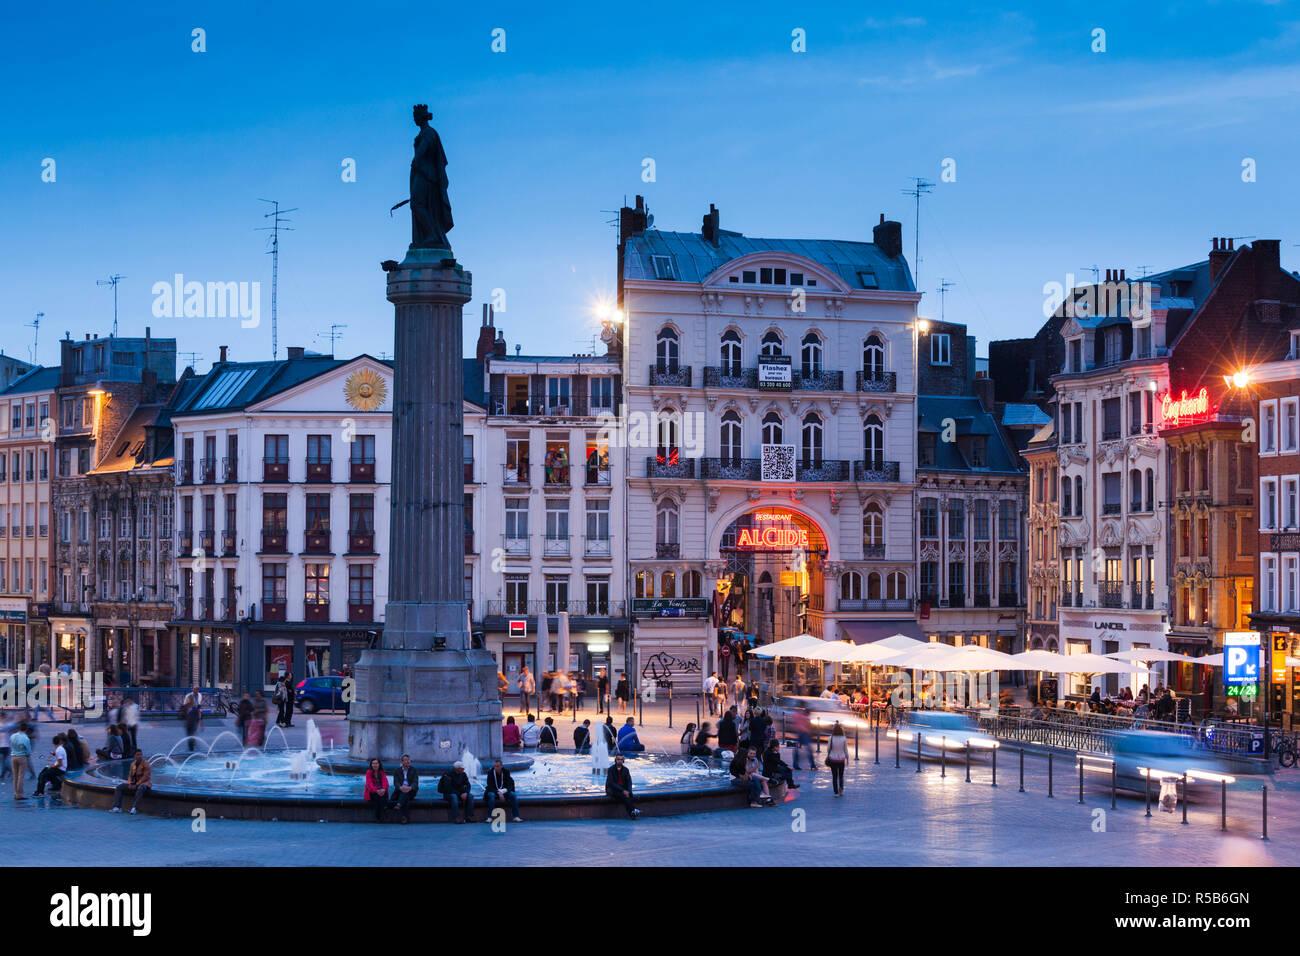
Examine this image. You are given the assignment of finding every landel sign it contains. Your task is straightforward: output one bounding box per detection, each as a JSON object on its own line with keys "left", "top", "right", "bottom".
{"left": 1157, "top": 386, "right": 1215, "bottom": 429}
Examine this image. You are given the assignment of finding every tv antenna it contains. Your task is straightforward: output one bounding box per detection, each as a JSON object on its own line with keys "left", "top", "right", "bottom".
{"left": 179, "top": 351, "right": 204, "bottom": 370}
{"left": 96, "top": 274, "right": 126, "bottom": 337}
{"left": 901, "top": 177, "right": 934, "bottom": 287}
{"left": 1080, "top": 264, "right": 1100, "bottom": 284}
{"left": 317, "top": 323, "right": 348, "bottom": 357}
{"left": 257, "top": 199, "right": 297, "bottom": 360}
{"left": 27, "top": 312, "right": 42, "bottom": 364}
{"left": 936, "top": 278, "right": 956, "bottom": 322}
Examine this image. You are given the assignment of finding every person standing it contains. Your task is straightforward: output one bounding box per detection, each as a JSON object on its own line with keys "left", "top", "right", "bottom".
{"left": 282, "top": 678, "right": 296, "bottom": 728}
{"left": 703, "top": 672, "right": 720, "bottom": 716}
{"left": 388, "top": 754, "right": 419, "bottom": 824}
{"left": 9, "top": 723, "right": 31, "bottom": 799}
{"left": 731, "top": 674, "right": 746, "bottom": 711}
{"left": 825, "top": 721, "right": 848, "bottom": 797}
{"left": 110, "top": 750, "right": 152, "bottom": 814}
{"left": 182, "top": 692, "right": 202, "bottom": 752}
{"left": 717, "top": 707, "right": 739, "bottom": 753}
{"left": 0, "top": 721, "right": 11, "bottom": 782}
{"left": 519, "top": 666, "right": 535, "bottom": 715}
{"left": 596, "top": 669, "right": 610, "bottom": 714}
{"left": 604, "top": 754, "right": 640, "bottom": 819}
{"left": 789, "top": 706, "right": 815, "bottom": 771}
{"left": 614, "top": 672, "right": 630, "bottom": 714}
{"left": 236, "top": 693, "right": 253, "bottom": 746}
{"left": 121, "top": 697, "right": 140, "bottom": 755}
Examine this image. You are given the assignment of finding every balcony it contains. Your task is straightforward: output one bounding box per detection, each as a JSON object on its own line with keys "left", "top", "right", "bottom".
{"left": 348, "top": 601, "right": 374, "bottom": 624}
{"left": 837, "top": 598, "right": 914, "bottom": 612}
{"left": 648, "top": 364, "right": 691, "bottom": 387}
{"left": 998, "top": 592, "right": 1021, "bottom": 607}
{"left": 796, "top": 459, "right": 851, "bottom": 482}
{"left": 542, "top": 467, "right": 571, "bottom": 488}
{"left": 262, "top": 601, "right": 286, "bottom": 623}
{"left": 199, "top": 599, "right": 215, "bottom": 622}
{"left": 703, "top": 366, "right": 759, "bottom": 389}
{"left": 261, "top": 528, "right": 288, "bottom": 554}
{"left": 221, "top": 457, "right": 238, "bottom": 483}
{"left": 222, "top": 532, "right": 237, "bottom": 556}
{"left": 175, "top": 598, "right": 193, "bottom": 620}
{"left": 584, "top": 467, "right": 611, "bottom": 487}
{"left": 656, "top": 543, "right": 680, "bottom": 559}
{"left": 856, "top": 370, "right": 898, "bottom": 393}
{"left": 178, "top": 533, "right": 194, "bottom": 556}
{"left": 645, "top": 456, "right": 695, "bottom": 479}
{"left": 199, "top": 530, "right": 215, "bottom": 555}
{"left": 1100, "top": 581, "right": 1124, "bottom": 609}
{"left": 263, "top": 458, "right": 289, "bottom": 482}
{"left": 175, "top": 460, "right": 193, "bottom": 485}
{"left": 488, "top": 392, "right": 619, "bottom": 418}
{"left": 543, "top": 537, "right": 570, "bottom": 557}
{"left": 484, "top": 599, "right": 626, "bottom": 621}
{"left": 1102, "top": 502, "right": 1122, "bottom": 516}
{"left": 946, "top": 593, "right": 966, "bottom": 609}
{"left": 349, "top": 459, "right": 376, "bottom": 483}
{"left": 304, "top": 602, "right": 330, "bottom": 623}
{"left": 344, "top": 530, "right": 375, "bottom": 554}
{"left": 502, "top": 463, "right": 530, "bottom": 487}
{"left": 793, "top": 369, "right": 843, "bottom": 391}
{"left": 199, "top": 458, "right": 217, "bottom": 484}
{"left": 585, "top": 536, "right": 612, "bottom": 557}
{"left": 854, "top": 460, "right": 902, "bottom": 482}
{"left": 973, "top": 593, "right": 991, "bottom": 608}
{"left": 863, "top": 543, "right": 886, "bottom": 559}
{"left": 219, "top": 600, "right": 237, "bottom": 622}
{"left": 503, "top": 536, "right": 530, "bottom": 557}
{"left": 305, "top": 459, "right": 333, "bottom": 483}
{"left": 303, "top": 530, "right": 331, "bottom": 554}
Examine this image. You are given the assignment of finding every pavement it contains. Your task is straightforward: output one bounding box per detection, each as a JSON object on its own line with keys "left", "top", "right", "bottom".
{"left": 3, "top": 702, "right": 1296, "bottom": 867}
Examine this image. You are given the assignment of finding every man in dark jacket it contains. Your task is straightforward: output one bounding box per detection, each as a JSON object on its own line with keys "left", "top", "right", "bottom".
{"left": 483, "top": 758, "right": 522, "bottom": 822}
{"left": 717, "top": 708, "right": 739, "bottom": 750}
{"left": 437, "top": 761, "right": 474, "bottom": 823}
{"left": 388, "top": 754, "right": 420, "bottom": 823}
{"left": 762, "top": 739, "right": 799, "bottom": 790}
{"left": 605, "top": 754, "right": 640, "bottom": 819}
{"left": 574, "top": 719, "right": 591, "bottom": 754}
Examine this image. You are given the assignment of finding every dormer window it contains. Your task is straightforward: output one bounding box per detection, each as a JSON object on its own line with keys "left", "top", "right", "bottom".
{"left": 651, "top": 255, "right": 677, "bottom": 280}
{"left": 857, "top": 270, "right": 879, "bottom": 289}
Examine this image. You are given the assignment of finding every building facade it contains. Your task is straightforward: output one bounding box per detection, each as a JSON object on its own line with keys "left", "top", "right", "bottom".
{"left": 0, "top": 367, "right": 57, "bottom": 671}
{"left": 618, "top": 199, "right": 921, "bottom": 691}
{"left": 168, "top": 348, "right": 392, "bottom": 691}
{"left": 1023, "top": 422, "right": 1060, "bottom": 656}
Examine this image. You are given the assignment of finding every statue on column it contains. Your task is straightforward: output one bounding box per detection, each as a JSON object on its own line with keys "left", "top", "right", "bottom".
{"left": 391, "top": 103, "right": 455, "bottom": 250}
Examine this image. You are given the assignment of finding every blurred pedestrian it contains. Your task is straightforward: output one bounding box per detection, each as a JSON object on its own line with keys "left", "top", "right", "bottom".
{"left": 825, "top": 721, "right": 848, "bottom": 796}
{"left": 8, "top": 722, "right": 31, "bottom": 798}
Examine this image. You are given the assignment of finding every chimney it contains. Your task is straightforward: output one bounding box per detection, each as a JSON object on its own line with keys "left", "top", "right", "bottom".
{"left": 618, "top": 195, "right": 649, "bottom": 245}
{"left": 701, "top": 203, "right": 721, "bottom": 247}
{"left": 1252, "top": 239, "right": 1283, "bottom": 323}
{"left": 476, "top": 304, "right": 497, "bottom": 363}
{"left": 1208, "top": 236, "right": 1233, "bottom": 283}
{"left": 493, "top": 330, "right": 507, "bottom": 358}
{"left": 286, "top": 346, "right": 305, "bottom": 360}
{"left": 218, "top": 345, "right": 228, "bottom": 363}
{"left": 973, "top": 374, "right": 995, "bottom": 413}
{"left": 873, "top": 213, "right": 903, "bottom": 259}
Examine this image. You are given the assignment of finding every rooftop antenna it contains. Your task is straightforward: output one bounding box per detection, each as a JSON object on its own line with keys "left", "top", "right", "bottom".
{"left": 96, "top": 274, "right": 126, "bottom": 337}
{"left": 317, "top": 323, "right": 348, "bottom": 357}
{"left": 179, "top": 351, "right": 203, "bottom": 370}
{"left": 1080, "top": 264, "right": 1100, "bottom": 284}
{"left": 256, "top": 199, "right": 297, "bottom": 360}
{"left": 936, "top": 278, "right": 956, "bottom": 322}
{"left": 901, "top": 177, "right": 934, "bottom": 287}
{"left": 26, "top": 312, "right": 42, "bottom": 364}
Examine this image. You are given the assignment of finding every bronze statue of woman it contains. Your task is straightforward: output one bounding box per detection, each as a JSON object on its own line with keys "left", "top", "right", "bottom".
{"left": 408, "top": 103, "right": 454, "bottom": 249}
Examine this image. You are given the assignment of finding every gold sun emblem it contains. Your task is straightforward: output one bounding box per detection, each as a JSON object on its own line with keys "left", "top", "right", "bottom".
{"left": 344, "top": 368, "right": 388, "bottom": 411}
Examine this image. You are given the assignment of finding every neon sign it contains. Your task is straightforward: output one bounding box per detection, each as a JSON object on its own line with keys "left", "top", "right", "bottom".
{"left": 1157, "top": 387, "right": 1214, "bottom": 428}
{"left": 734, "top": 512, "right": 811, "bottom": 551}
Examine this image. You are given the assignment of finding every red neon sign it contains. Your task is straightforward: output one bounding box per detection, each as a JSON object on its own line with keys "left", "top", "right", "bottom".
{"left": 734, "top": 512, "right": 811, "bottom": 551}
{"left": 1157, "top": 387, "right": 1215, "bottom": 428}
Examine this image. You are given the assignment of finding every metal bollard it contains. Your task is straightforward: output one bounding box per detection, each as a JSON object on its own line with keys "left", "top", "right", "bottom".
{"left": 1262, "top": 785, "right": 1269, "bottom": 841}
{"left": 991, "top": 746, "right": 997, "bottom": 787}
{"left": 638, "top": 691, "right": 643, "bottom": 725}
{"left": 916, "top": 733, "right": 922, "bottom": 773}
{"left": 941, "top": 737, "right": 947, "bottom": 778}
{"left": 1110, "top": 762, "right": 1117, "bottom": 810}
{"left": 1047, "top": 752, "right": 1054, "bottom": 798}
{"left": 1181, "top": 772, "right": 1189, "bottom": 825}
{"left": 1144, "top": 771, "right": 1151, "bottom": 817}
{"left": 1221, "top": 780, "right": 1227, "bottom": 832}
{"left": 895, "top": 728, "right": 900, "bottom": 768}
{"left": 965, "top": 743, "right": 971, "bottom": 783}
{"left": 668, "top": 688, "right": 673, "bottom": 729}
{"left": 696, "top": 698, "right": 701, "bottom": 727}
{"left": 873, "top": 722, "right": 879, "bottom": 766}
{"left": 1077, "top": 759, "right": 1084, "bottom": 804}
{"left": 854, "top": 726, "right": 859, "bottom": 763}
{"left": 1018, "top": 748, "right": 1024, "bottom": 793}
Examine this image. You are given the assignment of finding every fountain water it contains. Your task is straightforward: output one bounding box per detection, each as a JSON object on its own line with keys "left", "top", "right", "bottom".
{"left": 459, "top": 748, "right": 480, "bottom": 780}
{"left": 305, "top": 719, "right": 322, "bottom": 759}
{"left": 591, "top": 724, "right": 612, "bottom": 776}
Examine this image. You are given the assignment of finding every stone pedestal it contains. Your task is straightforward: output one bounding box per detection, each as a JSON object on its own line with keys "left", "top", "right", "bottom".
{"left": 345, "top": 247, "right": 525, "bottom": 771}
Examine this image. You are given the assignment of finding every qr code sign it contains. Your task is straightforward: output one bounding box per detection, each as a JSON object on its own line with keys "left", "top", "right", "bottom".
{"left": 761, "top": 443, "right": 796, "bottom": 482}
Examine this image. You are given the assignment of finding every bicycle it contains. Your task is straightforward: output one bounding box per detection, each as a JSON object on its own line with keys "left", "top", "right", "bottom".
{"left": 1273, "top": 731, "right": 1298, "bottom": 769}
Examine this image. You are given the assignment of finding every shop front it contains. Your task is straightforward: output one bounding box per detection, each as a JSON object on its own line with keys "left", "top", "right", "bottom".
{"left": 1059, "top": 610, "right": 1168, "bottom": 699}
{"left": 0, "top": 597, "right": 28, "bottom": 671}
{"left": 236, "top": 622, "right": 377, "bottom": 693}
{"left": 49, "top": 615, "right": 93, "bottom": 674}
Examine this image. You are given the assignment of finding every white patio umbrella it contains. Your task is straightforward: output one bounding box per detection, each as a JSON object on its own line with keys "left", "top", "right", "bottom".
{"left": 798, "top": 640, "right": 861, "bottom": 663}
{"left": 1010, "top": 649, "right": 1073, "bottom": 671}
{"left": 843, "top": 642, "right": 907, "bottom": 664}
{"left": 1064, "top": 653, "right": 1149, "bottom": 675}
{"left": 1197, "top": 653, "right": 1224, "bottom": 667}
{"left": 924, "top": 643, "right": 1018, "bottom": 671}
{"left": 556, "top": 611, "right": 571, "bottom": 675}
{"left": 1106, "top": 648, "right": 1199, "bottom": 664}
{"left": 876, "top": 634, "right": 928, "bottom": 652}
{"left": 535, "top": 610, "right": 550, "bottom": 678}
{"left": 881, "top": 643, "right": 961, "bottom": 669}
{"left": 750, "top": 634, "right": 824, "bottom": 658}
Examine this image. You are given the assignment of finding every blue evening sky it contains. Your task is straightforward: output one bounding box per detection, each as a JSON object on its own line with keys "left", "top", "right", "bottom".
{"left": 2, "top": 1, "right": 1298, "bottom": 371}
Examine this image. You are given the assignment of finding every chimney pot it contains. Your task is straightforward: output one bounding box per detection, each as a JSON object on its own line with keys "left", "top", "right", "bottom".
{"left": 218, "top": 345, "right": 228, "bottom": 363}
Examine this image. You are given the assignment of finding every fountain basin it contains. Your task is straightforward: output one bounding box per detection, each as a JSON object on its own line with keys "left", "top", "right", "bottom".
{"left": 62, "top": 751, "right": 748, "bottom": 822}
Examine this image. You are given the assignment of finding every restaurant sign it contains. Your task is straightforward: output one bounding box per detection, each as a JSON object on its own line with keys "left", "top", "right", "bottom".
{"left": 632, "top": 598, "right": 710, "bottom": 618}
{"left": 1157, "top": 386, "right": 1215, "bottom": 429}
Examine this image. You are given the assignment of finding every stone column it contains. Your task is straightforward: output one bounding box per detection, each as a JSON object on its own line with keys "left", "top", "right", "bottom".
{"left": 346, "top": 247, "right": 518, "bottom": 770}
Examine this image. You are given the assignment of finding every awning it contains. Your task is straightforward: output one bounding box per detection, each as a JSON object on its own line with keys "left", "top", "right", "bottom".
{"left": 838, "top": 620, "right": 925, "bottom": 644}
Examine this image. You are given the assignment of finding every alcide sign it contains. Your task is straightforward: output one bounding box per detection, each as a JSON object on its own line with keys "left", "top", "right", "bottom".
{"left": 1158, "top": 387, "right": 1214, "bottom": 429}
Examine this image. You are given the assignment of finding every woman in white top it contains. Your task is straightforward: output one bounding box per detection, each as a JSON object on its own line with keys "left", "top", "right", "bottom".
{"left": 825, "top": 721, "right": 849, "bottom": 796}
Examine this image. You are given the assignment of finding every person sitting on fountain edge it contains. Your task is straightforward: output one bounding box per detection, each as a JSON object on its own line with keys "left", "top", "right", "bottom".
{"left": 616, "top": 717, "right": 645, "bottom": 754}
{"left": 388, "top": 754, "right": 419, "bottom": 824}
{"left": 438, "top": 760, "right": 475, "bottom": 823}
{"left": 574, "top": 719, "right": 591, "bottom": 754}
{"left": 538, "top": 717, "right": 559, "bottom": 753}
{"left": 484, "top": 758, "right": 522, "bottom": 823}
{"left": 363, "top": 758, "right": 388, "bottom": 822}
{"left": 605, "top": 753, "right": 640, "bottom": 819}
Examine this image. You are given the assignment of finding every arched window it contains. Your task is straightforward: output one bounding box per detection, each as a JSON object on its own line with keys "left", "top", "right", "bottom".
{"left": 656, "top": 410, "right": 680, "bottom": 464}
{"left": 760, "top": 330, "right": 784, "bottom": 358}
{"left": 864, "top": 414, "right": 885, "bottom": 469}
{"left": 863, "top": 333, "right": 886, "bottom": 381}
{"left": 762, "top": 411, "right": 784, "bottom": 446}
{"left": 720, "top": 411, "right": 742, "bottom": 465}
{"left": 635, "top": 570, "right": 655, "bottom": 598}
{"left": 801, "top": 412, "right": 823, "bottom": 468}
{"left": 867, "top": 571, "right": 882, "bottom": 600}
{"left": 839, "top": 571, "right": 863, "bottom": 601}
{"left": 655, "top": 327, "right": 679, "bottom": 371}
{"left": 660, "top": 569, "right": 677, "bottom": 598}
{"left": 682, "top": 570, "right": 703, "bottom": 598}
{"left": 1061, "top": 476, "right": 1073, "bottom": 517}
{"left": 886, "top": 571, "right": 908, "bottom": 600}
{"left": 800, "top": 332, "right": 823, "bottom": 377}
{"left": 863, "top": 503, "right": 884, "bottom": 549}
{"left": 1073, "top": 476, "right": 1084, "bottom": 516}
{"left": 720, "top": 330, "right": 742, "bottom": 376}
{"left": 1129, "top": 468, "right": 1142, "bottom": 511}
{"left": 656, "top": 501, "right": 679, "bottom": 546}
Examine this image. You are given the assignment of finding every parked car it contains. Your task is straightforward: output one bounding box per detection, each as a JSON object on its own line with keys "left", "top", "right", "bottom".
{"left": 296, "top": 676, "right": 348, "bottom": 714}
